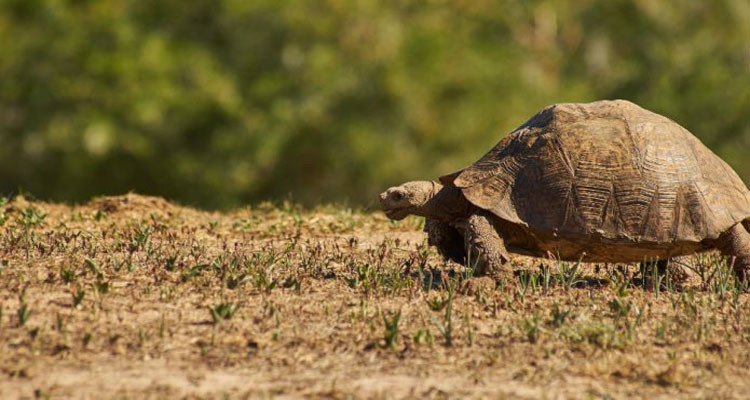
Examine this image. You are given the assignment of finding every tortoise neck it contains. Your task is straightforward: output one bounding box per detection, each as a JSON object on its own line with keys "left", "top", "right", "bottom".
{"left": 415, "top": 184, "right": 472, "bottom": 222}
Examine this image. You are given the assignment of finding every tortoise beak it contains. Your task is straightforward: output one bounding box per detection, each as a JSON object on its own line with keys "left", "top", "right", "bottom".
{"left": 383, "top": 208, "right": 409, "bottom": 221}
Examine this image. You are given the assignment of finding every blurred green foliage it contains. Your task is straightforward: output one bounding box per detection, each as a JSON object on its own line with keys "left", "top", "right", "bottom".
{"left": 0, "top": 0, "right": 748, "bottom": 208}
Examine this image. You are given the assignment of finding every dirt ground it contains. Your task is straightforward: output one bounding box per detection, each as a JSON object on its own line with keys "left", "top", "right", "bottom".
{"left": 0, "top": 194, "right": 748, "bottom": 399}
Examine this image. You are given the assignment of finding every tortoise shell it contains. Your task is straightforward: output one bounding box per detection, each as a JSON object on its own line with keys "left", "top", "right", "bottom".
{"left": 441, "top": 100, "right": 750, "bottom": 260}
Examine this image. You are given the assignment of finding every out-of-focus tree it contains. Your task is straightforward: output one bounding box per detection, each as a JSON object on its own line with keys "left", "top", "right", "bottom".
{"left": 0, "top": 0, "right": 747, "bottom": 208}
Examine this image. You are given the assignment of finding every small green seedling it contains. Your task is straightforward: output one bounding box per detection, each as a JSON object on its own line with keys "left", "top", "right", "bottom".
{"left": 72, "top": 288, "right": 85, "bottom": 308}
{"left": 17, "top": 303, "right": 32, "bottom": 327}
{"left": 210, "top": 303, "right": 238, "bottom": 323}
{"left": 382, "top": 310, "right": 401, "bottom": 350}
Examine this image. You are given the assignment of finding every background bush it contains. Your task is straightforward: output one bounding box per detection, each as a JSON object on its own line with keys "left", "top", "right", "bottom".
{"left": 1, "top": 0, "right": 748, "bottom": 209}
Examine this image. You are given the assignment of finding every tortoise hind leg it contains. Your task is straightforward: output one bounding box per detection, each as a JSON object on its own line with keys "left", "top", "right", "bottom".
{"left": 424, "top": 219, "right": 466, "bottom": 265}
{"left": 716, "top": 223, "right": 750, "bottom": 282}
{"left": 654, "top": 256, "right": 696, "bottom": 288}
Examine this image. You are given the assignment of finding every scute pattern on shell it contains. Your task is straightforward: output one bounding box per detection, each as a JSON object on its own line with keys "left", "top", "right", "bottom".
{"left": 442, "top": 100, "right": 750, "bottom": 246}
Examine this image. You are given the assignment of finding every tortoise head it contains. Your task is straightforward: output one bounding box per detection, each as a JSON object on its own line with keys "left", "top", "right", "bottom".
{"left": 379, "top": 181, "right": 441, "bottom": 221}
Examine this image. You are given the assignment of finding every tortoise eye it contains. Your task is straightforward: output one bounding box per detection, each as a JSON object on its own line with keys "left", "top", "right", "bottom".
{"left": 391, "top": 192, "right": 404, "bottom": 201}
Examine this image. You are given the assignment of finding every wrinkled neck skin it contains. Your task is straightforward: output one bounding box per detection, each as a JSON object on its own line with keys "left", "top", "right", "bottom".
{"left": 414, "top": 183, "right": 472, "bottom": 223}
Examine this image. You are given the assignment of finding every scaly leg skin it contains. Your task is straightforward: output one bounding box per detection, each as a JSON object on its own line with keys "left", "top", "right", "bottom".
{"left": 655, "top": 256, "right": 698, "bottom": 289}
{"left": 717, "top": 223, "right": 750, "bottom": 283}
{"left": 464, "top": 210, "right": 511, "bottom": 282}
{"left": 424, "top": 219, "right": 466, "bottom": 265}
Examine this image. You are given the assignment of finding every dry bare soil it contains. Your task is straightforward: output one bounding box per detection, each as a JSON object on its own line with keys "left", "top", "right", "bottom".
{"left": 0, "top": 194, "right": 748, "bottom": 399}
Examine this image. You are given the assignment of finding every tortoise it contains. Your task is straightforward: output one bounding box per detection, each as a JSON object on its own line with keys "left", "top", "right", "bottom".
{"left": 379, "top": 100, "right": 750, "bottom": 281}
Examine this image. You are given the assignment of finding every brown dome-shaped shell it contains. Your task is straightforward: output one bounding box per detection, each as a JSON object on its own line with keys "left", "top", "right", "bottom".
{"left": 441, "top": 100, "right": 750, "bottom": 247}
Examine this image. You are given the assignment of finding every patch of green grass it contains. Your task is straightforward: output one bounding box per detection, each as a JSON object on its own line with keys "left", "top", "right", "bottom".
{"left": 19, "top": 206, "right": 47, "bottom": 259}
{"left": 428, "top": 278, "right": 456, "bottom": 346}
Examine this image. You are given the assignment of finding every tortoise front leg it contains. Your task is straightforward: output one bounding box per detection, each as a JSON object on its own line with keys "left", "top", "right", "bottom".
{"left": 717, "top": 223, "right": 750, "bottom": 283}
{"left": 424, "top": 219, "right": 466, "bottom": 265}
{"left": 464, "top": 210, "right": 511, "bottom": 280}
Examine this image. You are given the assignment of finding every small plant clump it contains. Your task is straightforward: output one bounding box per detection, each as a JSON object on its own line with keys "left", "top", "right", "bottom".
{"left": 210, "top": 303, "right": 238, "bottom": 324}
